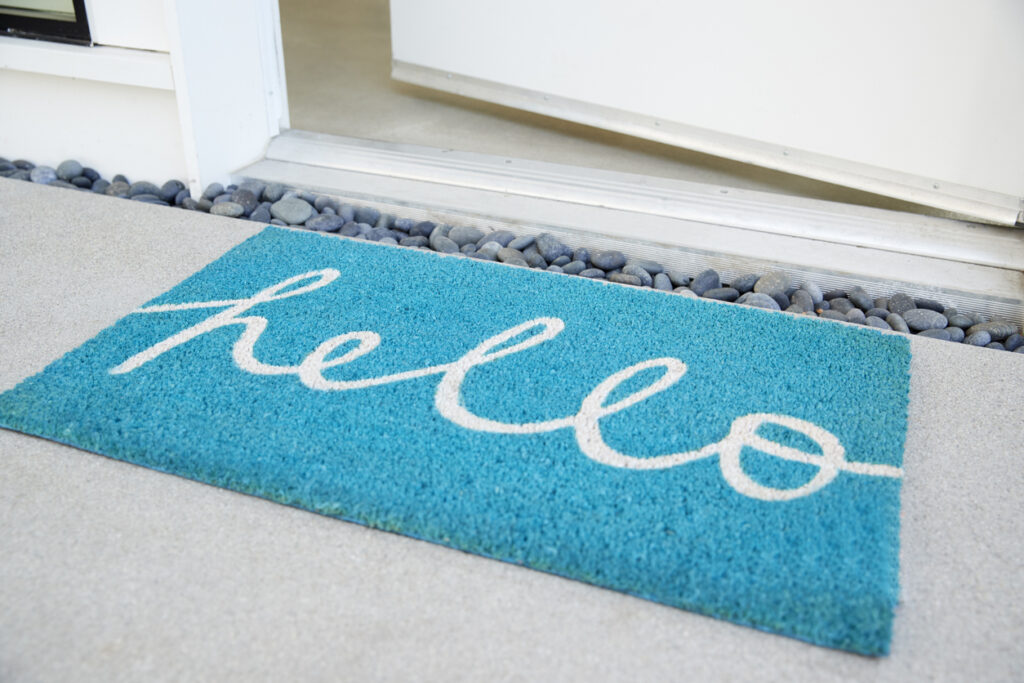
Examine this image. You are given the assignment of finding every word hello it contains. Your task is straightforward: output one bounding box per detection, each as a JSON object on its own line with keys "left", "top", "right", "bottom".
{"left": 111, "top": 269, "right": 902, "bottom": 501}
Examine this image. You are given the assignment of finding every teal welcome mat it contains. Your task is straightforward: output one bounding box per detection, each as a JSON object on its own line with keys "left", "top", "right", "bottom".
{"left": 0, "top": 227, "right": 910, "bottom": 655}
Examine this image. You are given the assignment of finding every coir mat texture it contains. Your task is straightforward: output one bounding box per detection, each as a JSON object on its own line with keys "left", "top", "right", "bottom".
{"left": 0, "top": 227, "right": 911, "bottom": 655}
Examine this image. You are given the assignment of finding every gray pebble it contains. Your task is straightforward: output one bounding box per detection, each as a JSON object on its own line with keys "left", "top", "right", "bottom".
{"left": 546, "top": 265, "right": 564, "bottom": 273}
{"left": 508, "top": 235, "right": 535, "bottom": 251}
{"left": 690, "top": 269, "right": 721, "bottom": 296}
{"left": 866, "top": 316, "right": 892, "bottom": 330}
{"left": 354, "top": 206, "right": 380, "bottom": 225}
{"left": 460, "top": 243, "right": 477, "bottom": 254}
{"left": 608, "top": 273, "right": 642, "bottom": 286}
{"left": 335, "top": 205, "right": 354, "bottom": 223}
{"left": 196, "top": 198, "right": 213, "bottom": 212}
{"left": 476, "top": 241, "right": 503, "bottom": 259}
{"left": 578, "top": 268, "right": 606, "bottom": 279}
{"left": 790, "top": 289, "right": 814, "bottom": 312}
{"left": 181, "top": 197, "right": 200, "bottom": 211}
{"left": 884, "top": 315, "right": 909, "bottom": 333}
{"left": 915, "top": 298, "right": 945, "bottom": 312}
{"left": 338, "top": 222, "right": 361, "bottom": 237}
{"left": 966, "top": 321, "right": 1018, "bottom": 341}
{"left": 729, "top": 273, "right": 758, "bottom": 295}
{"left": 591, "top": 250, "right": 627, "bottom": 270}
{"left": 947, "top": 327, "right": 965, "bottom": 343}
{"left": 770, "top": 292, "right": 790, "bottom": 310}
{"left": 818, "top": 300, "right": 830, "bottom": 311}
{"left": 946, "top": 313, "right": 974, "bottom": 329}
{"left": 56, "top": 159, "right": 83, "bottom": 180}
{"left": 888, "top": 293, "right": 916, "bottom": 316}
{"left": 431, "top": 234, "right": 459, "bottom": 253}
{"left": 249, "top": 206, "right": 272, "bottom": 223}
{"left": 112, "top": 174, "right": 129, "bottom": 184}
{"left": 738, "top": 292, "right": 782, "bottom": 310}
{"left": 1004, "top": 333, "right": 1024, "bottom": 352}
{"left": 674, "top": 287, "right": 698, "bottom": 298}
{"left": 523, "top": 249, "right": 548, "bottom": 268}
{"left": 572, "top": 247, "right": 590, "bottom": 264}
{"left": 270, "top": 219, "right": 287, "bottom": 226}
{"left": 368, "top": 227, "right": 398, "bottom": 242}
{"left": 497, "top": 247, "right": 525, "bottom": 263}
{"left": 830, "top": 298, "right": 855, "bottom": 314}
{"left": 918, "top": 329, "right": 952, "bottom": 341}
{"left": 667, "top": 270, "right": 692, "bottom": 288}
{"left": 306, "top": 214, "right": 345, "bottom": 232}
{"left": 551, "top": 255, "right": 571, "bottom": 267}
{"left": 29, "top": 166, "right": 57, "bottom": 184}
{"left": 630, "top": 259, "right": 664, "bottom": 275}
{"left": 201, "top": 182, "right": 224, "bottom": 200}
{"left": 237, "top": 181, "right": 266, "bottom": 201}
{"left": 801, "top": 281, "right": 824, "bottom": 304}
{"left": 703, "top": 287, "right": 739, "bottom": 302}
{"left": 212, "top": 193, "right": 233, "bottom": 205}
{"left": 128, "top": 181, "right": 161, "bottom": 197}
{"left": 986, "top": 342, "right": 1006, "bottom": 350}
{"left": 753, "top": 271, "right": 791, "bottom": 297}
{"left": 848, "top": 286, "right": 873, "bottom": 311}
{"left": 410, "top": 221, "right": 435, "bottom": 238}
{"left": 866, "top": 307, "right": 890, "bottom": 320}
{"left": 963, "top": 331, "right": 992, "bottom": 347}
{"left": 210, "top": 201, "right": 244, "bottom": 217}
{"left": 5, "top": 169, "right": 30, "bottom": 181}
{"left": 229, "top": 189, "right": 258, "bottom": 215}
{"left": 478, "top": 230, "right": 515, "bottom": 247}
{"left": 874, "top": 297, "right": 890, "bottom": 311}
{"left": 270, "top": 197, "right": 314, "bottom": 225}
{"left": 846, "top": 308, "right": 866, "bottom": 325}
{"left": 562, "top": 260, "right": 587, "bottom": 275}
{"left": 823, "top": 289, "right": 847, "bottom": 301}
{"left": 393, "top": 218, "right": 415, "bottom": 231}
{"left": 504, "top": 257, "right": 530, "bottom": 267}
{"left": 449, "top": 225, "right": 486, "bottom": 246}
{"left": 903, "top": 308, "right": 948, "bottom": 332}
{"left": 400, "top": 236, "right": 429, "bottom": 248}
{"left": 91, "top": 179, "right": 110, "bottom": 193}
{"left": 174, "top": 189, "right": 190, "bottom": 206}
{"left": 130, "top": 193, "right": 163, "bottom": 202}
{"left": 820, "top": 310, "right": 848, "bottom": 322}
{"left": 160, "top": 180, "right": 185, "bottom": 202}
{"left": 263, "top": 183, "right": 286, "bottom": 202}
{"left": 536, "top": 233, "right": 572, "bottom": 262}
{"left": 653, "top": 272, "right": 672, "bottom": 291}
{"left": 313, "top": 195, "right": 336, "bottom": 212}
{"left": 622, "top": 264, "right": 653, "bottom": 287}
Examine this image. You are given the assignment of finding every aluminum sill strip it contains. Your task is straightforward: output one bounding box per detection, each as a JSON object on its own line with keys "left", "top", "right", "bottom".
{"left": 235, "top": 130, "right": 1024, "bottom": 325}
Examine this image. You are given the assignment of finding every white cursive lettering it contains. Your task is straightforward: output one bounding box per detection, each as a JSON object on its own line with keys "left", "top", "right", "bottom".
{"left": 111, "top": 270, "right": 902, "bottom": 501}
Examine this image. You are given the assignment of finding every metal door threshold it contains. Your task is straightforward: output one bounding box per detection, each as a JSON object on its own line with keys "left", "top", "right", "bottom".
{"left": 235, "top": 130, "right": 1024, "bottom": 324}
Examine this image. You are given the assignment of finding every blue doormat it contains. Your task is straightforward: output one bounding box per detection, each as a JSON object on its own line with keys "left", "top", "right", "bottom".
{"left": 0, "top": 227, "right": 910, "bottom": 655}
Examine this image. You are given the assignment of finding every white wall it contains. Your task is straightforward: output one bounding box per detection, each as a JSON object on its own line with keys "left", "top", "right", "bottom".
{"left": 83, "top": 0, "right": 169, "bottom": 51}
{"left": 0, "top": 0, "right": 286, "bottom": 191}
{"left": 0, "top": 69, "right": 188, "bottom": 182}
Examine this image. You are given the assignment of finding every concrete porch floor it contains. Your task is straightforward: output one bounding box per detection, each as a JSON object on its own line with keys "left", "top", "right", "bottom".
{"left": 0, "top": 179, "right": 1022, "bottom": 681}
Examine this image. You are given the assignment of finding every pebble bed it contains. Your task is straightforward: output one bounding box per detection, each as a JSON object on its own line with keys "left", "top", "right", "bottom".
{"left": 4, "top": 156, "right": 1023, "bottom": 354}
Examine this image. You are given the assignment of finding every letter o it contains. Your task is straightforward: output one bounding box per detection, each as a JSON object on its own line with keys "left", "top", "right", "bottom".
{"left": 717, "top": 414, "right": 846, "bottom": 501}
